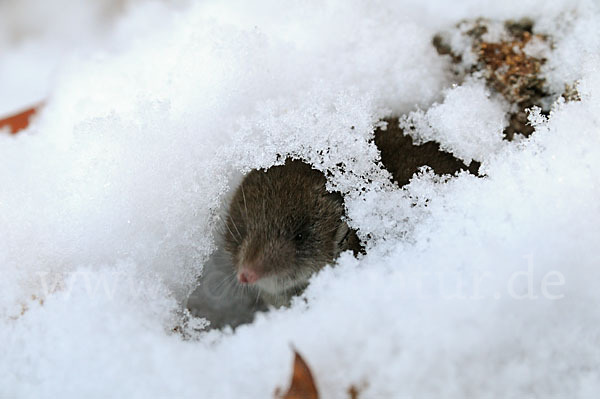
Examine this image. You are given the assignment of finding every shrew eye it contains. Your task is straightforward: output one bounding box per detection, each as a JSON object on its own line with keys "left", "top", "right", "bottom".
{"left": 293, "top": 220, "right": 310, "bottom": 243}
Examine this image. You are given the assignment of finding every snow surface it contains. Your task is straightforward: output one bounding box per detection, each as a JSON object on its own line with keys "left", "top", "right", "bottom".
{"left": 400, "top": 77, "right": 508, "bottom": 164}
{"left": 1, "top": 0, "right": 600, "bottom": 397}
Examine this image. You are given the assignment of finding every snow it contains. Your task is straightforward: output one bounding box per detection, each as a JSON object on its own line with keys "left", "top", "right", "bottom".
{"left": 400, "top": 78, "right": 508, "bottom": 164}
{"left": 1, "top": 0, "right": 600, "bottom": 397}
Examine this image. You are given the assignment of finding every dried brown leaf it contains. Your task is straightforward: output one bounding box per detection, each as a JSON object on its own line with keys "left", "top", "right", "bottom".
{"left": 0, "top": 104, "right": 41, "bottom": 134}
{"left": 347, "top": 385, "right": 360, "bottom": 399}
{"left": 275, "top": 350, "right": 319, "bottom": 399}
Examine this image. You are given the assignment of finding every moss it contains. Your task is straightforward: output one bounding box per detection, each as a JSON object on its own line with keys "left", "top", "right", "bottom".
{"left": 433, "top": 18, "right": 570, "bottom": 140}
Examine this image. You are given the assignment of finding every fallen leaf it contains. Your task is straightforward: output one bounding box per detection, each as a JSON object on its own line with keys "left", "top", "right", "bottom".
{"left": 0, "top": 105, "right": 41, "bottom": 134}
{"left": 275, "top": 350, "right": 319, "bottom": 399}
{"left": 347, "top": 385, "right": 360, "bottom": 399}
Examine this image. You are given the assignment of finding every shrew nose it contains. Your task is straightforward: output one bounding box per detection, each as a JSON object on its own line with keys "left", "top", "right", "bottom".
{"left": 238, "top": 267, "right": 260, "bottom": 284}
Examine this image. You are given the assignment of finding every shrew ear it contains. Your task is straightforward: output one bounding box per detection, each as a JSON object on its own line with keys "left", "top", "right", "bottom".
{"left": 322, "top": 190, "right": 344, "bottom": 204}
{"left": 334, "top": 221, "right": 350, "bottom": 253}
